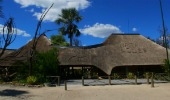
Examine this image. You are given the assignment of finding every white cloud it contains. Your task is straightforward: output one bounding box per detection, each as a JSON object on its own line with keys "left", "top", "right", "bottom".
{"left": 26, "top": 8, "right": 34, "bottom": 12}
{"left": 0, "top": 24, "right": 31, "bottom": 37}
{"left": 16, "top": 29, "right": 31, "bottom": 37}
{"left": 14, "top": 0, "right": 91, "bottom": 22}
{"left": 80, "top": 23, "right": 122, "bottom": 38}
{"left": 132, "top": 27, "right": 137, "bottom": 32}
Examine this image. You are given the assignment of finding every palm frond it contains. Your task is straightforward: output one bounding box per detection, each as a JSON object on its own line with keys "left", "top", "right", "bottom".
{"left": 56, "top": 8, "right": 82, "bottom": 46}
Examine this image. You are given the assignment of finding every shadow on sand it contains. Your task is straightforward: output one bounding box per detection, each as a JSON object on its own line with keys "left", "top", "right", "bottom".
{"left": 0, "top": 89, "right": 29, "bottom": 97}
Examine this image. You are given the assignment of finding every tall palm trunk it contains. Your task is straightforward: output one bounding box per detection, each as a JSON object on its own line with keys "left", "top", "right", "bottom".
{"left": 70, "top": 36, "right": 73, "bottom": 46}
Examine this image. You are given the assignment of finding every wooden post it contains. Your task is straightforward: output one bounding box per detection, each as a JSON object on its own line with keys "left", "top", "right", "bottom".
{"left": 72, "top": 67, "right": 74, "bottom": 77}
{"left": 58, "top": 76, "right": 60, "bottom": 86}
{"left": 82, "top": 67, "right": 84, "bottom": 76}
{"left": 151, "top": 72, "right": 154, "bottom": 88}
{"left": 146, "top": 73, "right": 149, "bottom": 84}
{"left": 65, "top": 80, "right": 67, "bottom": 90}
{"left": 82, "top": 76, "right": 84, "bottom": 86}
{"left": 108, "top": 76, "right": 111, "bottom": 85}
{"left": 135, "top": 75, "right": 137, "bottom": 85}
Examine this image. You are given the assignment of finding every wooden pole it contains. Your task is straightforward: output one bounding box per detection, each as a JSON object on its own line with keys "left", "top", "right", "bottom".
{"left": 135, "top": 75, "right": 137, "bottom": 85}
{"left": 146, "top": 73, "right": 149, "bottom": 84}
{"left": 82, "top": 76, "right": 84, "bottom": 86}
{"left": 58, "top": 76, "right": 60, "bottom": 86}
{"left": 108, "top": 76, "right": 111, "bottom": 85}
{"left": 151, "top": 72, "right": 154, "bottom": 88}
{"left": 65, "top": 80, "right": 67, "bottom": 90}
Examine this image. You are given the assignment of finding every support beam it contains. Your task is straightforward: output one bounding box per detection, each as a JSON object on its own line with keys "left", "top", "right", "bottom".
{"left": 146, "top": 73, "right": 150, "bottom": 84}
{"left": 65, "top": 80, "right": 67, "bottom": 90}
{"left": 151, "top": 72, "right": 154, "bottom": 88}
{"left": 135, "top": 75, "right": 137, "bottom": 85}
{"left": 58, "top": 76, "right": 60, "bottom": 86}
{"left": 82, "top": 76, "right": 84, "bottom": 86}
{"left": 108, "top": 76, "right": 111, "bottom": 85}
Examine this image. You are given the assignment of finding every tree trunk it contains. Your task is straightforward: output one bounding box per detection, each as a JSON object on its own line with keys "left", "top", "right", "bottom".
{"left": 70, "top": 36, "right": 73, "bottom": 46}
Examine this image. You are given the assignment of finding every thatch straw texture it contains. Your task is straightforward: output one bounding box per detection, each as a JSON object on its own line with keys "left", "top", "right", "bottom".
{"left": 58, "top": 34, "right": 167, "bottom": 75}
{"left": 0, "top": 34, "right": 52, "bottom": 66}
{"left": 0, "top": 49, "right": 16, "bottom": 58}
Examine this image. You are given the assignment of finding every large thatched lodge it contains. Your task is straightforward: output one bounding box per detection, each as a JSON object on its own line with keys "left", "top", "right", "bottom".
{"left": 0, "top": 33, "right": 168, "bottom": 79}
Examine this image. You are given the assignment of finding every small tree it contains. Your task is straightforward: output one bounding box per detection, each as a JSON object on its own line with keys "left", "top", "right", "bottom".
{"left": 50, "top": 34, "right": 69, "bottom": 46}
{"left": 16, "top": 48, "right": 59, "bottom": 83}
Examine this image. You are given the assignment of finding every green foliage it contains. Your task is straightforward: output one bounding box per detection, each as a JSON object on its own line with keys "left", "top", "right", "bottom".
{"left": 126, "top": 72, "right": 135, "bottom": 79}
{"left": 34, "top": 48, "right": 59, "bottom": 75}
{"left": 113, "top": 73, "right": 121, "bottom": 79}
{"left": 143, "top": 72, "right": 151, "bottom": 78}
{"left": 56, "top": 8, "right": 82, "bottom": 46}
{"left": 50, "top": 34, "right": 69, "bottom": 46}
{"left": 15, "top": 48, "right": 59, "bottom": 84}
{"left": 163, "top": 59, "right": 170, "bottom": 74}
{"left": 27, "top": 76, "right": 37, "bottom": 85}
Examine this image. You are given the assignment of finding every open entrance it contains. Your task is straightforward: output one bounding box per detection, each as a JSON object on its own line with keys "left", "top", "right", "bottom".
{"left": 58, "top": 65, "right": 167, "bottom": 86}
{"left": 111, "top": 65, "right": 164, "bottom": 78}
{"left": 59, "top": 65, "right": 108, "bottom": 79}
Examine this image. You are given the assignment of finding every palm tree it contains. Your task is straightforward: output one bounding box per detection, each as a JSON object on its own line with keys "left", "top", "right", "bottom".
{"left": 56, "top": 8, "right": 82, "bottom": 46}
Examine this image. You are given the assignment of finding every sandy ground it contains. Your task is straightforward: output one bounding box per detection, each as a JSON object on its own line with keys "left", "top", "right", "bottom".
{"left": 1, "top": 83, "right": 170, "bottom": 100}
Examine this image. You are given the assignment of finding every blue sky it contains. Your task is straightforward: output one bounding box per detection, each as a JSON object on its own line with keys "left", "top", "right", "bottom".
{"left": 0, "top": 0, "right": 170, "bottom": 49}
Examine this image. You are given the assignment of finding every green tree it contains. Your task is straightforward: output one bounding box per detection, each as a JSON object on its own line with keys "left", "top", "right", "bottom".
{"left": 56, "top": 8, "right": 82, "bottom": 46}
{"left": 33, "top": 48, "right": 59, "bottom": 81}
{"left": 16, "top": 48, "right": 59, "bottom": 83}
{"left": 50, "top": 34, "right": 69, "bottom": 46}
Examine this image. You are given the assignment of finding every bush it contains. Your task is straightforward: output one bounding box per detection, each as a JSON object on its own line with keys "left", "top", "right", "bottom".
{"left": 163, "top": 59, "right": 170, "bottom": 75}
{"left": 14, "top": 48, "right": 59, "bottom": 84}
{"left": 113, "top": 73, "right": 121, "bottom": 79}
{"left": 143, "top": 72, "right": 151, "bottom": 78}
{"left": 27, "top": 76, "right": 37, "bottom": 85}
{"left": 127, "top": 72, "right": 135, "bottom": 79}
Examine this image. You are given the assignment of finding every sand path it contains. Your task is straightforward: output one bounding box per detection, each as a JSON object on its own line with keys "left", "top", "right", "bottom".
{"left": 0, "top": 83, "right": 170, "bottom": 100}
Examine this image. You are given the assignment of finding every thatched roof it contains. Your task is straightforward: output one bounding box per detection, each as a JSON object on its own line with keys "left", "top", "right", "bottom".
{"left": 58, "top": 34, "right": 167, "bottom": 75}
{"left": 0, "top": 48, "right": 16, "bottom": 58}
{"left": 0, "top": 34, "right": 52, "bottom": 66}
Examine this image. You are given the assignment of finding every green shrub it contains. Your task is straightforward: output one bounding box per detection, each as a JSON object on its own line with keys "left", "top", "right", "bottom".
{"left": 113, "top": 73, "right": 121, "bottom": 79}
{"left": 163, "top": 59, "right": 170, "bottom": 74}
{"left": 127, "top": 72, "right": 135, "bottom": 79}
{"left": 27, "top": 76, "right": 37, "bottom": 85}
{"left": 15, "top": 48, "right": 59, "bottom": 84}
{"left": 143, "top": 72, "right": 151, "bottom": 78}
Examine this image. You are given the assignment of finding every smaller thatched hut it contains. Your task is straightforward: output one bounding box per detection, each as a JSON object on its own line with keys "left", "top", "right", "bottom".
{"left": 0, "top": 33, "right": 52, "bottom": 67}
{"left": 0, "top": 48, "right": 16, "bottom": 58}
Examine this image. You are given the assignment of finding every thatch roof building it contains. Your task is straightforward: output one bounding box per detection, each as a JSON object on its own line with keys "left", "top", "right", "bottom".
{"left": 0, "top": 34, "right": 52, "bottom": 67}
{"left": 58, "top": 34, "right": 167, "bottom": 75}
{"left": 0, "top": 48, "right": 16, "bottom": 58}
